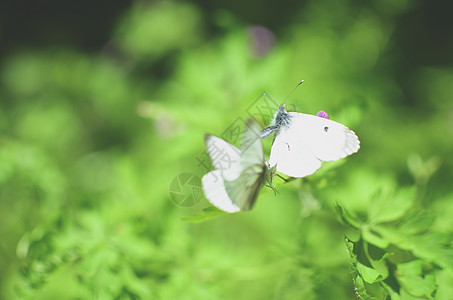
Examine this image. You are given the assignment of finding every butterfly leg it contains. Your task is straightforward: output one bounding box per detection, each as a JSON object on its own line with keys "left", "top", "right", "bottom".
{"left": 276, "top": 174, "right": 297, "bottom": 183}
{"left": 260, "top": 125, "right": 279, "bottom": 139}
{"left": 265, "top": 183, "right": 279, "bottom": 196}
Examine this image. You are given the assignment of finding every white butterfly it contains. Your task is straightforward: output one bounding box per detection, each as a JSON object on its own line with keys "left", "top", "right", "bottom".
{"left": 261, "top": 103, "right": 360, "bottom": 178}
{"left": 202, "top": 119, "right": 274, "bottom": 213}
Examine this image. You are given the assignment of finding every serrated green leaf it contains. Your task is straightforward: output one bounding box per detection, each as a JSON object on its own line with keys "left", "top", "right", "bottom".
{"left": 335, "top": 203, "right": 361, "bottom": 229}
{"left": 352, "top": 275, "right": 375, "bottom": 299}
{"left": 399, "top": 211, "right": 435, "bottom": 235}
{"left": 397, "top": 269, "right": 437, "bottom": 299}
{"left": 374, "top": 225, "right": 453, "bottom": 270}
{"left": 347, "top": 237, "right": 389, "bottom": 284}
{"left": 345, "top": 236, "right": 357, "bottom": 261}
{"left": 368, "top": 187, "right": 415, "bottom": 225}
{"left": 364, "top": 242, "right": 390, "bottom": 280}
{"left": 357, "top": 261, "right": 383, "bottom": 284}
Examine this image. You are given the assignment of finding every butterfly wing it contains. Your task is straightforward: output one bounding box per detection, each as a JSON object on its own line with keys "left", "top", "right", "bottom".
{"left": 269, "top": 128, "right": 322, "bottom": 177}
{"left": 201, "top": 170, "right": 241, "bottom": 213}
{"left": 202, "top": 120, "right": 267, "bottom": 212}
{"left": 224, "top": 164, "right": 266, "bottom": 211}
{"left": 204, "top": 134, "right": 241, "bottom": 181}
{"left": 269, "top": 112, "right": 360, "bottom": 177}
{"left": 225, "top": 119, "right": 267, "bottom": 211}
{"left": 239, "top": 119, "right": 265, "bottom": 168}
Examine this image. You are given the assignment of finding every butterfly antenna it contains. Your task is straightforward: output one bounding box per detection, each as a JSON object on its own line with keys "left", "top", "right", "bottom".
{"left": 283, "top": 80, "right": 304, "bottom": 104}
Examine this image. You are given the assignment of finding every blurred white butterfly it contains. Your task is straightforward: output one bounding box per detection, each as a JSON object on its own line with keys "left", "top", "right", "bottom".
{"left": 202, "top": 119, "right": 274, "bottom": 213}
{"left": 261, "top": 82, "right": 360, "bottom": 178}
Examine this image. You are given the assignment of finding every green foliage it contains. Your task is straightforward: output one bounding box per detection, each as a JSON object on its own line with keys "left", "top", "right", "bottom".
{"left": 1, "top": 0, "right": 453, "bottom": 299}
{"left": 335, "top": 167, "right": 450, "bottom": 298}
{"left": 181, "top": 207, "right": 227, "bottom": 223}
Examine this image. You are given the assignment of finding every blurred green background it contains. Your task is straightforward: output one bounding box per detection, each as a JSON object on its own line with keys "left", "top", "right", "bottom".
{"left": 1, "top": 0, "right": 453, "bottom": 299}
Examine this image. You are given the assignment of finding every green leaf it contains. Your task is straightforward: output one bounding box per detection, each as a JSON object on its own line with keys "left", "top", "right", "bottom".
{"left": 397, "top": 261, "right": 437, "bottom": 298}
{"left": 357, "top": 262, "right": 383, "bottom": 284}
{"left": 374, "top": 225, "right": 453, "bottom": 270}
{"left": 180, "top": 206, "right": 227, "bottom": 223}
{"left": 335, "top": 203, "right": 361, "bottom": 229}
{"left": 363, "top": 242, "right": 390, "bottom": 280}
{"left": 398, "top": 211, "right": 435, "bottom": 235}
{"left": 352, "top": 275, "right": 374, "bottom": 299}
{"left": 345, "top": 237, "right": 389, "bottom": 284}
{"left": 362, "top": 227, "right": 389, "bottom": 248}
{"left": 345, "top": 236, "right": 357, "bottom": 261}
{"left": 368, "top": 187, "right": 415, "bottom": 224}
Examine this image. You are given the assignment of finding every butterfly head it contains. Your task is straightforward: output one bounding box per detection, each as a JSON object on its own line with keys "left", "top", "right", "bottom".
{"left": 273, "top": 104, "right": 291, "bottom": 128}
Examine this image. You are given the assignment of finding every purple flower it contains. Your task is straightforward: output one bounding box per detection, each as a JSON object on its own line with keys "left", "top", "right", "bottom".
{"left": 316, "top": 111, "right": 329, "bottom": 119}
